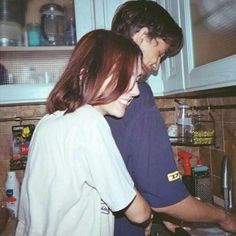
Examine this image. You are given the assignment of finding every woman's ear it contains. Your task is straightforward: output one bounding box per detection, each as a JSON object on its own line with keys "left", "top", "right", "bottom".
{"left": 132, "top": 27, "right": 149, "bottom": 46}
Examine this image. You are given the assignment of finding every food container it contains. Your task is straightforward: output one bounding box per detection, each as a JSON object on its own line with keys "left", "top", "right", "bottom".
{"left": 176, "top": 103, "right": 193, "bottom": 143}
{"left": 192, "top": 112, "right": 215, "bottom": 145}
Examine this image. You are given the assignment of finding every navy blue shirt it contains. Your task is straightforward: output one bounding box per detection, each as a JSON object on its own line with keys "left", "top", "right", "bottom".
{"left": 106, "top": 82, "right": 189, "bottom": 236}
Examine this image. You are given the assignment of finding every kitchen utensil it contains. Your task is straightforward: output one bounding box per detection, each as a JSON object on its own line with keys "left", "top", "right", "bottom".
{"left": 26, "top": 23, "right": 41, "bottom": 46}
{"left": 40, "top": 3, "right": 66, "bottom": 46}
{"left": 0, "top": 21, "right": 22, "bottom": 46}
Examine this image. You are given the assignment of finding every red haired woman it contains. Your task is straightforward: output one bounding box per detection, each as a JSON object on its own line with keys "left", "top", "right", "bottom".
{"left": 16, "top": 29, "right": 151, "bottom": 236}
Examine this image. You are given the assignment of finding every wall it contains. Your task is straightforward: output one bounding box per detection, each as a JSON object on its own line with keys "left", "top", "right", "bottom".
{"left": 0, "top": 104, "right": 46, "bottom": 202}
{"left": 156, "top": 95, "right": 236, "bottom": 211}
{"left": 0, "top": 95, "right": 236, "bottom": 211}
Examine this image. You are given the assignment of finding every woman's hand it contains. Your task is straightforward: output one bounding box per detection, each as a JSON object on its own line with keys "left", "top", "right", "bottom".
{"left": 144, "top": 214, "right": 153, "bottom": 236}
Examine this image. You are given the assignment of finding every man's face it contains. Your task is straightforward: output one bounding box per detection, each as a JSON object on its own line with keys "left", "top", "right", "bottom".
{"left": 134, "top": 35, "right": 169, "bottom": 76}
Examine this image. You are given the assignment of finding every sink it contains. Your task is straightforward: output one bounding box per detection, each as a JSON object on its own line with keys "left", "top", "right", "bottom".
{"left": 184, "top": 224, "right": 230, "bottom": 236}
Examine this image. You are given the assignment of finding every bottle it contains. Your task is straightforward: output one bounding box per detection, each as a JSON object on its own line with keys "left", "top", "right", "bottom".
{"left": 64, "top": 0, "right": 76, "bottom": 46}
{"left": 27, "top": 67, "right": 38, "bottom": 84}
{"left": 5, "top": 171, "right": 20, "bottom": 218}
{"left": 178, "top": 150, "right": 194, "bottom": 195}
{"left": 176, "top": 103, "right": 193, "bottom": 143}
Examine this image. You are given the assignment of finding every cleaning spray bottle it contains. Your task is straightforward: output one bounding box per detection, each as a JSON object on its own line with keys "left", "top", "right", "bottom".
{"left": 178, "top": 150, "right": 194, "bottom": 195}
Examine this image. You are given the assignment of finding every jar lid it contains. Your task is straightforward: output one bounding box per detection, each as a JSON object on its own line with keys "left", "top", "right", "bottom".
{"left": 40, "top": 3, "right": 64, "bottom": 14}
{"left": 178, "top": 103, "right": 190, "bottom": 109}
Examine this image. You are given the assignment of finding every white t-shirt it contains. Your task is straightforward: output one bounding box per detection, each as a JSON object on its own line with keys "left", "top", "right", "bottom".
{"left": 16, "top": 105, "right": 136, "bottom": 236}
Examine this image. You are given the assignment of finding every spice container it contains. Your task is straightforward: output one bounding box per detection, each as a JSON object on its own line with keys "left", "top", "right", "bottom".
{"left": 176, "top": 102, "right": 193, "bottom": 143}
{"left": 192, "top": 112, "right": 215, "bottom": 145}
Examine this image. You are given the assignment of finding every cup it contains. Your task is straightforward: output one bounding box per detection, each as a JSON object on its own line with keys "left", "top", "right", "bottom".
{"left": 26, "top": 23, "right": 41, "bottom": 46}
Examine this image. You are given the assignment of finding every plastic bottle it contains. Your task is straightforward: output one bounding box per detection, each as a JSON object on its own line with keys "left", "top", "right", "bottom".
{"left": 178, "top": 150, "right": 192, "bottom": 176}
{"left": 178, "top": 150, "right": 194, "bottom": 195}
{"left": 64, "top": 0, "right": 76, "bottom": 46}
{"left": 27, "top": 67, "right": 38, "bottom": 84}
{"left": 5, "top": 171, "right": 20, "bottom": 218}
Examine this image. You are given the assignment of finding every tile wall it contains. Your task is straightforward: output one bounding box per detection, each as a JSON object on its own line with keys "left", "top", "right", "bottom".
{"left": 0, "top": 104, "right": 46, "bottom": 202}
{"left": 0, "top": 95, "right": 236, "bottom": 211}
{"left": 157, "top": 96, "right": 236, "bottom": 212}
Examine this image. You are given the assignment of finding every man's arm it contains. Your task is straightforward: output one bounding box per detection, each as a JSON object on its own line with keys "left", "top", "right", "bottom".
{"left": 153, "top": 195, "right": 236, "bottom": 232}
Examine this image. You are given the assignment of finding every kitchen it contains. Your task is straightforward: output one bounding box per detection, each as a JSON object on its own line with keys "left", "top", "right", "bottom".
{"left": 0, "top": 0, "right": 236, "bottom": 235}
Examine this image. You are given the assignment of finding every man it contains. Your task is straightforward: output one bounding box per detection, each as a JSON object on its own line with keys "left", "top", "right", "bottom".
{"left": 106, "top": 1, "right": 236, "bottom": 235}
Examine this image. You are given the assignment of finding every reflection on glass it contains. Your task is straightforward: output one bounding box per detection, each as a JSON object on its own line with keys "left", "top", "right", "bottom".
{"left": 190, "top": 0, "right": 236, "bottom": 67}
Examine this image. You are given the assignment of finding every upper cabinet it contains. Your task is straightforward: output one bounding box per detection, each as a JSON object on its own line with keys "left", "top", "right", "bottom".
{"left": 180, "top": 0, "right": 236, "bottom": 92}
{"left": 0, "top": 0, "right": 76, "bottom": 104}
{"left": 151, "top": 0, "right": 185, "bottom": 96}
{"left": 74, "top": 0, "right": 125, "bottom": 40}
{"left": 0, "top": 0, "right": 128, "bottom": 105}
{"left": 154, "top": 0, "right": 236, "bottom": 96}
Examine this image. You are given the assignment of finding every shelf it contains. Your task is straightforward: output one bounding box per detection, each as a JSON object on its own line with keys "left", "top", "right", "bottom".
{"left": 170, "top": 142, "right": 215, "bottom": 147}
{"left": 0, "top": 46, "right": 74, "bottom": 52}
{"left": 169, "top": 136, "right": 215, "bottom": 147}
{"left": 0, "top": 84, "right": 54, "bottom": 105}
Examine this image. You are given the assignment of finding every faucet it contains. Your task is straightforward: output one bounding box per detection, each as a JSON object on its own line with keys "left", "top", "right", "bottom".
{"left": 221, "top": 155, "right": 233, "bottom": 236}
{"left": 221, "top": 155, "right": 233, "bottom": 210}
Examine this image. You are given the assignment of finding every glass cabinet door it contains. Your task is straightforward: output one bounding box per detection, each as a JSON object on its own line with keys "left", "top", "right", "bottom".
{"left": 0, "top": 0, "right": 75, "bottom": 104}
{"left": 190, "top": 0, "right": 236, "bottom": 67}
{"left": 180, "top": 0, "right": 236, "bottom": 91}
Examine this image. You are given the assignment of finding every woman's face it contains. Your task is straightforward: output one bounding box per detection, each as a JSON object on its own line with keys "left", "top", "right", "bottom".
{"left": 95, "top": 57, "right": 142, "bottom": 118}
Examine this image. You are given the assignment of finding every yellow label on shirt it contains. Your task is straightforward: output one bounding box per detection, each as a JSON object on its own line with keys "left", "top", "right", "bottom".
{"left": 167, "top": 171, "right": 180, "bottom": 182}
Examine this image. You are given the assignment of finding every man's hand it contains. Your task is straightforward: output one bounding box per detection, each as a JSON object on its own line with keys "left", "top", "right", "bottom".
{"left": 162, "top": 220, "right": 180, "bottom": 232}
{"left": 219, "top": 211, "right": 236, "bottom": 232}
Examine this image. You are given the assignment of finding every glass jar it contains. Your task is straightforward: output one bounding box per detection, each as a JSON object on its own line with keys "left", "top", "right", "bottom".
{"left": 176, "top": 103, "right": 193, "bottom": 143}
{"left": 192, "top": 112, "right": 215, "bottom": 145}
{"left": 40, "top": 3, "right": 66, "bottom": 46}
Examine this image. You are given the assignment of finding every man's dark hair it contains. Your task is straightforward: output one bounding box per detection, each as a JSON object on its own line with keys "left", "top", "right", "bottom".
{"left": 111, "top": 0, "right": 183, "bottom": 57}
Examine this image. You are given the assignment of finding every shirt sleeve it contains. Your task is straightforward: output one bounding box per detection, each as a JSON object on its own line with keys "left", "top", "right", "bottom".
{"left": 84, "top": 118, "right": 136, "bottom": 212}
{"left": 107, "top": 82, "right": 189, "bottom": 208}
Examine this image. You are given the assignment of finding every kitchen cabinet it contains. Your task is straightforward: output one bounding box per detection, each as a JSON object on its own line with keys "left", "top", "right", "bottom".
{"left": 0, "top": 0, "right": 75, "bottom": 105}
{"left": 153, "top": 0, "right": 185, "bottom": 96}
{"left": 1, "top": 0, "right": 235, "bottom": 105}
{"left": 152, "top": 0, "right": 236, "bottom": 96}
{"left": 0, "top": 0, "right": 127, "bottom": 105}
{"left": 0, "top": 46, "right": 72, "bottom": 104}
{"left": 180, "top": 0, "right": 236, "bottom": 92}
{"left": 75, "top": 0, "right": 125, "bottom": 40}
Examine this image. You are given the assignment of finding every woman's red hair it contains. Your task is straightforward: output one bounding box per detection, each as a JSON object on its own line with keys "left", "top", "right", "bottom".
{"left": 46, "top": 29, "right": 142, "bottom": 114}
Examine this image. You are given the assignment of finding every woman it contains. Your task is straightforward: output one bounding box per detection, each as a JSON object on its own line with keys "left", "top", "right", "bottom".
{"left": 16, "top": 29, "right": 151, "bottom": 236}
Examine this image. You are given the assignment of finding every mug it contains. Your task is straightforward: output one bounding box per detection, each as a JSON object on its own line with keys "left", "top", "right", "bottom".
{"left": 27, "top": 23, "right": 41, "bottom": 46}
